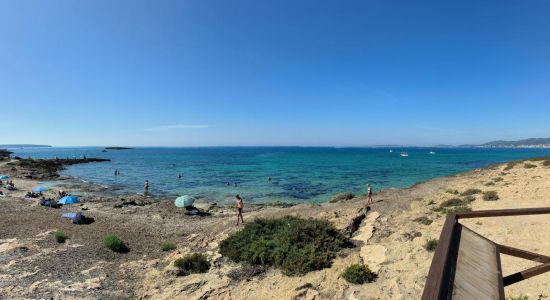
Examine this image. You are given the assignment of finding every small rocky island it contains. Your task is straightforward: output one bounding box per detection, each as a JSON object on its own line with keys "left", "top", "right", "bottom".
{"left": 104, "top": 147, "right": 134, "bottom": 150}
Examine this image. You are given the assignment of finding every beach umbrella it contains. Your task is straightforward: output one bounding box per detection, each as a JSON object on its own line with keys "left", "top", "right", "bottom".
{"left": 59, "top": 195, "right": 80, "bottom": 205}
{"left": 0, "top": 175, "right": 8, "bottom": 180}
{"left": 175, "top": 195, "right": 194, "bottom": 208}
{"left": 32, "top": 186, "right": 50, "bottom": 193}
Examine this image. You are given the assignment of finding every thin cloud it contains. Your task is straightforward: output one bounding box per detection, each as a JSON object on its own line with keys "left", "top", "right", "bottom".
{"left": 145, "top": 124, "right": 210, "bottom": 131}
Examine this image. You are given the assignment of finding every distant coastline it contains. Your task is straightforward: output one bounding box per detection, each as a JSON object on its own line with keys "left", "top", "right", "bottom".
{"left": 0, "top": 144, "right": 51, "bottom": 148}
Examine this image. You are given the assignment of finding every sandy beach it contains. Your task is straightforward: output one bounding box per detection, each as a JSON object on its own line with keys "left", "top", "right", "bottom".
{"left": 1, "top": 157, "right": 549, "bottom": 299}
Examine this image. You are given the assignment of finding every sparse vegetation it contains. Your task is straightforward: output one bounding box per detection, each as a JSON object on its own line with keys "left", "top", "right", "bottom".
{"left": 492, "top": 177, "right": 503, "bottom": 182}
{"left": 507, "top": 295, "right": 529, "bottom": 300}
{"left": 460, "top": 188, "right": 481, "bottom": 196}
{"left": 227, "top": 264, "right": 266, "bottom": 281}
{"left": 173, "top": 253, "right": 210, "bottom": 276}
{"left": 463, "top": 195, "right": 476, "bottom": 202}
{"left": 543, "top": 159, "right": 550, "bottom": 167}
{"left": 53, "top": 231, "right": 68, "bottom": 243}
{"left": 103, "top": 234, "right": 129, "bottom": 253}
{"left": 329, "top": 192, "right": 355, "bottom": 203}
{"left": 440, "top": 198, "right": 467, "bottom": 208}
{"left": 341, "top": 264, "right": 377, "bottom": 284}
{"left": 413, "top": 216, "right": 433, "bottom": 225}
{"left": 483, "top": 191, "right": 499, "bottom": 201}
{"left": 427, "top": 200, "right": 436, "bottom": 205}
{"left": 504, "top": 160, "right": 521, "bottom": 170}
{"left": 219, "top": 216, "right": 345, "bottom": 275}
{"left": 524, "top": 163, "right": 537, "bottom": 169}
{"left": 160, "top": 241, "right": 177, "bottom": 251}
{"left": 445, "top": 189, "right": 459, "bottom": 195}
{"left": 485, "top": 181, "right": 495, "bottom": 186}
{"left": 424, "top": 239, "right": 438, "bottom": 251}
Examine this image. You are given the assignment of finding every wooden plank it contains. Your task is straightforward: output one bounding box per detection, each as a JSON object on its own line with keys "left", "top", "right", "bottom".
{"left": 456, "top": 207, "right": 550, "bottom": 219}
{"left": 495, "top": 245, "right": 505, "bottom": 299}
{"left": 421, "top": 214, "right": 458, "bottom": 300}
{"left": 503, "top": 262, "right": 550, "bottom": 286}
{"left": 452, "top": 226, "right": 502, "bottom": 300}
{"left": 498, "top": 244, "right": 550, "bottom": 263}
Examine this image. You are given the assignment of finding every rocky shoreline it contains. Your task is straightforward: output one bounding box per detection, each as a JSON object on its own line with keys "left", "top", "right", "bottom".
{"left": 1, "top": 157, "right": 549, "bottom": 299}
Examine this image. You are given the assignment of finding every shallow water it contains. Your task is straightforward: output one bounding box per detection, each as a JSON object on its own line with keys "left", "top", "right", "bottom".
{"left": 10, "top": 147, "right": 550, "bottom": 204}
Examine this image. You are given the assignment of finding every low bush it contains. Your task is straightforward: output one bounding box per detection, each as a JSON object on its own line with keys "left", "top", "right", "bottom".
{"left": 524, "top": 163, "right": 537, "bottom": 169}
{"left": 507, "top": 295, "right": 528, "bottom": 300}
{"left": 173, "top": 253, "right": 210, "bottom": 276}
{"left": 103, "top": 234, "right": 129, "bottom": 253}
{"left": 329, "top": 192, "right": 355, "bottom": 203}
{"left": 53, "top": 231, "right": 69, "bottom": 243}
{"left": 504, "top": 161, "right": 521, "bottom": 170}
{"left": 445, "top": 189, "right": 459, "bottom": 195}
{"left": 413, "top": 216, "right": 433, "bottom": 226}
{"left": 492, "top": 177, "right": 504, "bottom": 182}
{"left": 485, "top": 181, "right": 495, "bottom": 186}
{"left": 341, "top": 264, "right": 377, "bottom": 284}
{"left": 483, "top": 191, "right": 499, "bottom": 201}
{"left": 219, "top": 216, "right": 345, "bottom": 275}
{"left": 424, "top": 239, "right": 438, "bottom": 251}
{"left": 463, "top": 195, "right": 476, "bottom": 202}
{"left": 460, "top": 188, "right": 481, "bottom": 196}
{"left": 440, "top": 198, "right": 467, "bottom": 208}
{"left": 160, "top": 241, "right": 177, "bottom": 251}
{"left": 543, "top": 159, "right": 550, "bottom": 167}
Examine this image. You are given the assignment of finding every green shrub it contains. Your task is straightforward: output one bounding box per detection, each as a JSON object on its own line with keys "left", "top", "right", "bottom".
{"left": 329, "top": 192, "right": 355, "bottom": 203}
{"left": 440, "top": 198, "right": 467, "bottom": 208}
{"left": 341, "top": 264, "right": 377, "bottom": 284}
{"left": 524, "top": 163, "right": 537, "bottom": 169}
{"left": 53, "top": 231, "right": 69, "bottom": 243}
{"left": 543, "top": 159, "right": 550, "bottom": 166}
{"left": 160, "top": 241, "right": 177, "bottom": 251}
{"left": 504, "top": 161, "right": 521, "bottom": 170}
{"left": 413, "top": 216, "right": 433, "bottom": 225}
{"left": 463, "top": 195, "right": 476, "bottom": 202}
{"left": 445, "top": 189, "right": 459, "bottom": 195}
{"left": 103, "top": 234, "right": 129, "bottom": 253}
{"left": 483, "top": 191, "right": 499, "bottom": 201}
{"left": 424, "top": 239, "right": 438, "bottom": 251}
{"left": 173, "top": 253, "right": 210, "bottom": 276}
{"left": 485, "top": 181, "right": 495, "bottom": 186}
{"left": 219, "top": 216, "right": 345, "bottom": 275}
{"left": 460, "top": 188, "right": 481, "bottom": 196}
{"left": 507, "top": 295, "right": 528, "bottom": 300}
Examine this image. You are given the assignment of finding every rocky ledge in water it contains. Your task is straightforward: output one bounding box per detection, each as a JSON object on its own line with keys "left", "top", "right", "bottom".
{"left": 4, "top": 157, "right": 111, "bottom": 180}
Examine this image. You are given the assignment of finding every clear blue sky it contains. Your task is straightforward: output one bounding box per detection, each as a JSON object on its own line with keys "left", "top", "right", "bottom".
{"left": 1, "top": 0, "right": 550, "bottom": 146}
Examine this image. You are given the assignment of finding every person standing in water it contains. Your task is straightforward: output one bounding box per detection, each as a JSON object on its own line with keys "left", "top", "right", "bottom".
{"left": 236, "top": 194, "right": 244, "bottom": 226}
{"left": 144, "top": 180, "right": 149, "bottom": 196}
{"left": 367, "top": 184, "right": 373, "bottom": 204}
{"left": 178, "top": 173, "right": 182, "bottom": 179}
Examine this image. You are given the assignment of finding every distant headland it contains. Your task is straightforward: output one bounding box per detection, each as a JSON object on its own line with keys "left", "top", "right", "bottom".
{"left": 0, "top": 144, "right": 51, "bottom": 148}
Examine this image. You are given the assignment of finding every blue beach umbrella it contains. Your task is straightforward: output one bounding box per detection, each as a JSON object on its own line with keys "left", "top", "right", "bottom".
{"left": 0, "top": 175, "right": 9, "bottom": 180}
{"left": 175, "top": 195, "right": 194, "bottom": 208}
{"left": 59, "top": 195, "right": 80, "bottom": 205}
{"left": 32, "top": 186, "right": 50, "bottom": 193}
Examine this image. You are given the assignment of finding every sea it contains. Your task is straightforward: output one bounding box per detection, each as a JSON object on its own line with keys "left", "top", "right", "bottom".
{"left": 9, "top": 147, "right": 550, "bottom": 204}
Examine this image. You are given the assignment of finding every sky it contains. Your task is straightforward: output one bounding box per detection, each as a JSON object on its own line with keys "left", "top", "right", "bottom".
{"left": 1, "top": 0, "right": 550, "bottom": 147}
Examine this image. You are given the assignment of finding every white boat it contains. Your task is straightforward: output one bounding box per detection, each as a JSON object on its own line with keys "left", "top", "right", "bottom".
{"left": 389, "top": 149, "right": 393, "bottom": 153}
{"left": 400, "top": 152, "right": 408, "bottom": 157}
{"left": 429, "top": 151, "right": 435, "bottom": 154}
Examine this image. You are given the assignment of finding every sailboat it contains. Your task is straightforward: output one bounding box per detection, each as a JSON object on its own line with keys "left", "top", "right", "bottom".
{"left": 389, "top": 149, "right": 393, "bottom": 153}
{"left": 429, "top": 151, "right": 435, "bottom": 154}
{"left": 400, "top": 151, "right": 409, "bottom": 157}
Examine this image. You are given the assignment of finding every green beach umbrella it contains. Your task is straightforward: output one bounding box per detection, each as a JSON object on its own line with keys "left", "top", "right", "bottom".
{"left": 175, "top": 195, "right": 194, "bottom": 208}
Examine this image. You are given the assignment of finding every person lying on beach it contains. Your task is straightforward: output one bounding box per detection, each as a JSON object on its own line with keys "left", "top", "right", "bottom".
{"left": 236, "top": 194, "right": 245, "bottom": 226}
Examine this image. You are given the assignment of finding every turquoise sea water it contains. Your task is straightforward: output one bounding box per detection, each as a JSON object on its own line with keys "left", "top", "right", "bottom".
{"left": 9, "top": 147, "right": 550, "bottom": 204}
